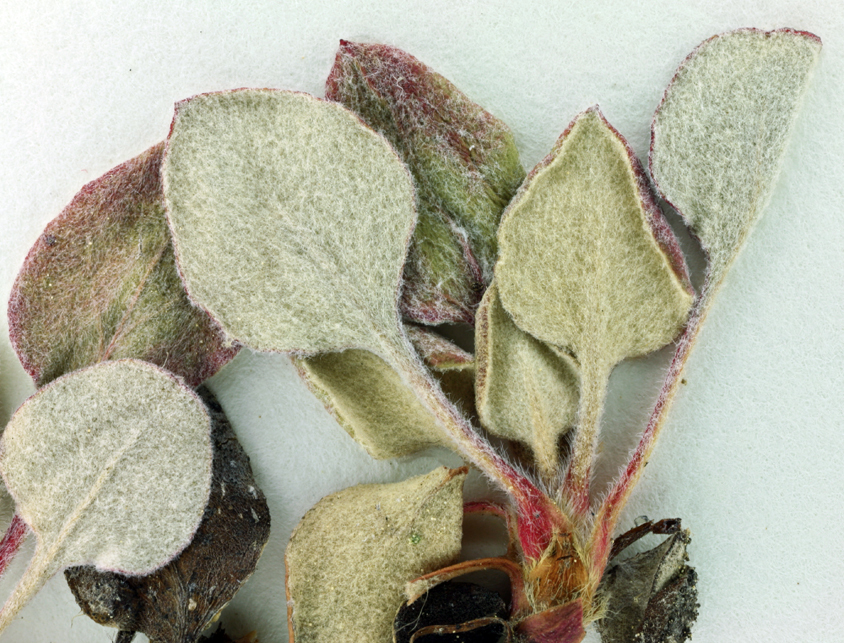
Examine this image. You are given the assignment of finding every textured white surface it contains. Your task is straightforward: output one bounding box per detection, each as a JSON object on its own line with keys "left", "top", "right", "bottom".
{"left": 0, "top": 2, "right": 841, "bottom": 642}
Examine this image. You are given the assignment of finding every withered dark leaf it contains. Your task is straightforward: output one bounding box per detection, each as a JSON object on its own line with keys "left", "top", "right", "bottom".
{"left": 394, "top": 581, "right": 509, "bottom": 643}
{"left": 596, "top": 520, "right": 698, "bottom": 643}
{"left": 65, "top": 387, "right": 270, "bottom": 643}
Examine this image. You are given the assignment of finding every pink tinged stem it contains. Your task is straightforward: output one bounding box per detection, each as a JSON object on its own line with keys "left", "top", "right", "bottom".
{"left": 514, "top": 600, "right": 586, "bottom": 643}
{"left": 0, "top": 515, "right": 26, "bottom": 579}
{"left": 590, "top": 277, "right": 714, "bottom": 576}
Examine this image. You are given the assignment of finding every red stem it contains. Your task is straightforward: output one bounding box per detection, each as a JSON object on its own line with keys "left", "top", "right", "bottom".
{"left": 0, "top": 515, "right": 27, "bottom": 579}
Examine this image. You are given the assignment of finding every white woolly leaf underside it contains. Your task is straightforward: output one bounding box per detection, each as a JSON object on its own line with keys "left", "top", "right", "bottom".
{"left": 163, "top": 90, "right": 416, "bottom": 357}
{"left": 496, "top": 110, "right": 693, "bottom": 366}
{"left": 651, "top": 29, "right": 822, "bottom": 277}
{"left": 285, "top": 467, "right": 466, "bottom": 643}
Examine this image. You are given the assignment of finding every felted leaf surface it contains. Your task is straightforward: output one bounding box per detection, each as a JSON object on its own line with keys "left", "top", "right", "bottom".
{"left": 596, "top": 524, "right": 697, "bottom": 643}
{"left": 8, "top": 143, "right": 237, "bottom": 388}
{"left": 651, "top": 29, "right": 822, "bottom": 278}
{"left": 0, "top": 359, "right": 212, "bottom": 632}
{"left": 327, "top": 41, "right": 525, "bottom": 324}
{"left": 163, "top": 89, "right": 416, "bottom": 357}
{"left": 475, "top": 282, "right": 579, "bottom": 477}
{"left": 496, "top": 107, "right": 693, "bottom": 366}
{"left": 64, "top": 386, "right": 270, "bottom": 643}
{"left": 285, "top": 467, "right": 467, "bottom": 643}
{"left": 294, "top": 328, "right": 473, "bottom": 459}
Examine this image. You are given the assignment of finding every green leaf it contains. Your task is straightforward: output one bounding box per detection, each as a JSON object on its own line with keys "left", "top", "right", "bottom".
{"left": 475, "top": 281, "right": 579, "bottom": 480}
{"left": 327, "top": 41, "right": 525, "bottom": 324}
{"left": 285, "top": 467, "right": 466, "bottom": 643}
{"left": 294, "top": 327, "right": 473, "bottom": 459}
{"left": 8, "top": 143, "right": 238, "bottom": 387}
{"left": 64, "top": 387, "right": 270, "bottom": 643}
{"left": 651, "top": 29, "right": 822, "bottom": 281}
{"left": 163, "top": 89, "right": 416, "bottom": 357}
{"left": 0, "top": 360, "right": 213, "bottom": 634}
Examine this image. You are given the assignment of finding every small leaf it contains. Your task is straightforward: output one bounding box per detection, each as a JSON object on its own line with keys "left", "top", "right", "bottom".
{"left": 651, "top": 29, "right": 822, "bottom": 280}
{"left": 0, "top": 359, "right": 213, "bottom": 633}
{"left": 475, "top": 281, "right": 579, "bottom": 479}
{"left": 596, "top": 522, "right": 698, "bottom": 643}
{"left": 163, "top": 89, "right": 416, "bottom": 357}
{"left": 327, "top": 41, "right": 526, "bottom": 324}
{"left": 285, "top": 467, "right": 467, "bottom": 643}
{"left": 64, "top": 386, "right": 270, "bottom": 643}
{"left": 8, "top": 143, "right": 237, "bottom": 388}
{"left": 405, "top": 326, "right": 476, "bottom": 418}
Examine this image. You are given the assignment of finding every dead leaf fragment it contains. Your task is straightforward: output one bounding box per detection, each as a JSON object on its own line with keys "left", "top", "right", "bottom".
{"left": 65, "top": 387, "right": 270, "bottom": 643}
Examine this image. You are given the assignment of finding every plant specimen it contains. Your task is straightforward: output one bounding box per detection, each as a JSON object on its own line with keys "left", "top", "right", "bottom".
{"left": 0, "top": 26, "right": 821, "bottom": 643}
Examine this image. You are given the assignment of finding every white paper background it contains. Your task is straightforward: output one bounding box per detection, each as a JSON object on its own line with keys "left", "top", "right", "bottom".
{"left": 0, "top": 1, "right": 842, "bottom": 642}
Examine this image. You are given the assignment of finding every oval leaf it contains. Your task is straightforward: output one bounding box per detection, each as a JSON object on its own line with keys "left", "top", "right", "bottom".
{"left": 64, "top": 386, "right": 270, "bottom": 643}
{"left": 285, "top": 467, "right": 467, "bottom": 643}
{"left": 0, "top": 359, "right": 213, "bottom": 633}
{"left": 650, "top": 29, "right": 822, "bottom": 279}
{"left": 8, "top": 143, "right": 237, "bottom": 388}
{"left": 475, "top": 281, "right": 579, "bottom": 479}
{"left": 163, "top": 89, "right": 416, "bottom": 356}
{"left": 327, "top": 41, "right": 525, "bottom": 324}
{"left": 496, "top": 107, "right": 693, "bottom": 366}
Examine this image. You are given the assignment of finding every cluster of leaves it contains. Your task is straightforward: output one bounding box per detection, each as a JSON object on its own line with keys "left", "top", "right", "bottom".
{"left": 0, "top": 26, "right": 821, "bottom": 643}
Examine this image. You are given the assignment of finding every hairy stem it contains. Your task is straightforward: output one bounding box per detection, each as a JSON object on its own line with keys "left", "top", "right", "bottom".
{"left": 0, "top": 515, "right": 27, "bottom": 580}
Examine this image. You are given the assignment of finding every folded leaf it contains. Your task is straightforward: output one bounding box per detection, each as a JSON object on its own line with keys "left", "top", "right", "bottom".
{"left": 496, "top": 108, "right": 693, "bottom": 512}
{"left": 651, "top": 28, "right": 822, "bottom": 281}
{"left": 327, "top": 41, "right": 525, "bottom": 323}
{"left": 0, "top": 359, "right": 213, "bottom": 634}
{"left": 8, "top": 143, "right": 237, "bottom": 388}
{"left": 285, "top": 467, "right": 467, "bottom": 643}
{"left": 163, "top": 89, "right": 415, "bottom": 357}
{"left": 64, "top": 386, "right": 270, "bottom": 643}
{"left": 475, "top": 281, "right": 579, "bottom": 479}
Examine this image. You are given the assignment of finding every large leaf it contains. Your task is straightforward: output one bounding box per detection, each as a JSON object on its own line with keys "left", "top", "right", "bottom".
{"left": 0, "top": 359, "right": 213, "bottom": 634}
{"left": 8, "top": 143, "right": 237, "bottom": 388}
{"left": 285, "top": 467, "right": 467, "bottom": 643}
{"left": 64, "top": 386, "right": 270, "bottom": 643}
{"left": 327, "top": 41, "right": 525, "bottom": 324}
{"left": 294, "top": 327, "right": 473, "bottom": 459}
{"left": 651, "top": 29, "right": 822, "bottom": 280}
{"left": 475, "top": 281, "right": 579, "bottom": 479}
{"left": 163, "top": 89, "right": 416, "bottom": 357}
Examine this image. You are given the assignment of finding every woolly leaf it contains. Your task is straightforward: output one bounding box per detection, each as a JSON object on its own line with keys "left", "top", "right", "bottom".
{"left": 64, "top": 387, "right": 270, "bottom": 643}
{"left": 294, "top": 329, "right": 472, "bottom": 459}
{"left": 163, "top": 89, "right": 416, "bottom": 357}
{"left": 0, "top": 359, "right": 213, "bottom": 633}
{"left": 285, "top": 467, "right": 467, "bottom": 643}
{"left": 651, "top": 29, "right": 822, "bottom": 280}
{"left": 496, "top": 108, "right": 692, "bottom": 511}
{"left": 327, "top": 41, "right": 525, "bottom": 324}
{"left": 475, "top": 281, "right": 579, "bottom": 479}
{"left": 8, "top": 143, "right": 237, "bottom": 388}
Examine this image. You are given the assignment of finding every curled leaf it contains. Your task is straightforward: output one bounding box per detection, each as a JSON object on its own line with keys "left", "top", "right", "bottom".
{"left": 475, "top": 281, "right": 579, "bottom": 479}
{"left": 651, "top": 29, "right": 822, "bottom": 280}
{"left": 8, "top": 143, "right": 237, "bottom": 388}
{"left": 0, "top": 359, "right": 213, "bottom": 634}
{"left": 327, "top": 40, "right": 525, "bottom": 324}
{"left": 163, "top": 89, "right": 415, "bottom": 357}
{"left": 285, "top": 467, "right": 467, "bottom": 643}
{"left": 64, "top": 386, "right": 270, "bottom": 643}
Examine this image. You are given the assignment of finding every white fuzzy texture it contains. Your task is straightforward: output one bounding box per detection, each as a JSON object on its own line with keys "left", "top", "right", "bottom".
{"left": 0, "top": 359, "right": 212, "bottom": 634}
{"left": 651, "top": 29, "right": 822, "bottom": 279}
{"left": 163, "top": 89, "right": 416, "bottom": 357}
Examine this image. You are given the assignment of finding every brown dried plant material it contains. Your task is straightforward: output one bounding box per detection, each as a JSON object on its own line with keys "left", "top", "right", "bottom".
{"left": 285, "top": 467, "right": 467, "bottom": 643}
{"left": 475, "top": 281, "right": 579, "bottom": 480}
{"left": 64, "top": 387, "right": 270, "bottom": 643}
{"left": 8, "top": 143, "right": 237, "bottom": 388}
{"left": 0, "top": 360, "right": 213, "bottom": 635}
{"left": 294, "top": 328, "right": 473, "bottom": 459}
{"left": 495, "top": 107, "right": 693, "bottom": 513}
{"left": 596, "top": 522, "right": 697, "bottom": 643}
{"left": 327, "top": 41, "right": 526, "bottom": 324}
